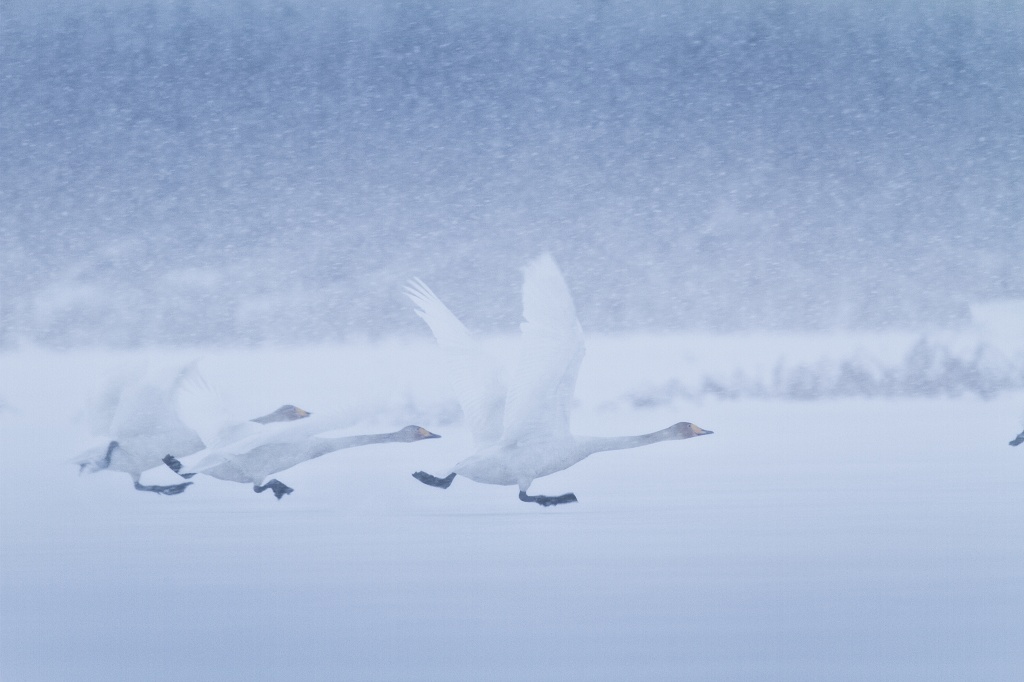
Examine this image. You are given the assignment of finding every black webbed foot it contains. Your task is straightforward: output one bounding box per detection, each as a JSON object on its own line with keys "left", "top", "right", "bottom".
{"left": 519, "top": 491, "right": 578, "bottom": 507}
{"left": 1010, "top": 431, "right": 1024, "bottom": 446}
{"left": 254, "top": 479, "right": 294, "bottom": 499}
{"left": 413, "top": 471, "right": 456, "bottom": 489}
{"left": 162, "top": 454, "right": 196, "bottom": 478}
{"left": 134, "top": 481, "right": 193, "bottom": 495}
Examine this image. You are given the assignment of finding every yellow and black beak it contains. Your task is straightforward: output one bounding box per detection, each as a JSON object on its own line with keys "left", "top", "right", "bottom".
{"left": 418, "top": 427, "right": 441, "bottom": 439}
{"left": 691, "top": 425, "right": 713, "bottom": 436}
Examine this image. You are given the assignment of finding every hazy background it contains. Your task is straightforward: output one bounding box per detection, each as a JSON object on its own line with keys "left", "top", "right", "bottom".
{"left": 3, "top": 3, "right": 1024, "bottom": 680}
{"left": 3, "top": 0, "right": 1022, "bottom": 347}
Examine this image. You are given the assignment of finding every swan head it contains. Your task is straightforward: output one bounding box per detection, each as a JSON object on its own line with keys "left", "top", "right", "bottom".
{"left": 251, "top": 404, "right": 312, "bottom": 424}
{"left": 668, "top": 422, "right": 713, "bottom": 439}
{"left": 74, "top": 441, "right": 118, "bottom": 474}
{"left": 396, "top": 425, "right": 442, "bottom": 442}
{"left": 76, "top": 450, "right": 107, "bottom": 475}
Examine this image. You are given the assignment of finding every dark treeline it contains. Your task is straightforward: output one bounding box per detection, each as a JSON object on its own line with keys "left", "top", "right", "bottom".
{"left": 2, "top": 1, "right": 1022, "bottom": 346}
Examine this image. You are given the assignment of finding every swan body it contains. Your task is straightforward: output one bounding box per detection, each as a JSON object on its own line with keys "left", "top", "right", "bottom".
{"left": 74, "top": 364, "right": 210, "bottom": 494}
{"left": 452, "top": 427, "right": 710, "bottom": 488}
{"left": 169, "top": 419, "right": 440, "bottom": 498}
{"left": 406, "top": 253, "right": 712, "bottom": 506}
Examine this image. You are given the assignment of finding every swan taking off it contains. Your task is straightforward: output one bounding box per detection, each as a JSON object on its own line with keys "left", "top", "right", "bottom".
{"left": 75, "top": 363, "right": 312, "bottom": 495}
{"left": 405, "top": 253, "right": 712, "bottom": 507}
{"left": 73, "top": 364, "right": 209, "bottom": 495}
{"left": 164, "top": 420, "right": 441, "bottom": 499}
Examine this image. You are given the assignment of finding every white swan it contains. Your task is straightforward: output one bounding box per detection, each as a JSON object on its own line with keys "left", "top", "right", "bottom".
{"left": 405, "top": 253, "right": 712, "bottom": 506}
{"left": 165, "top": 417, "right": 441, "bottom": 499}
{"left": 171, "top": 368, "right": 312, "bottom": 453}
{"left": 75, "top": 363, "right": 311, "bottom": 495}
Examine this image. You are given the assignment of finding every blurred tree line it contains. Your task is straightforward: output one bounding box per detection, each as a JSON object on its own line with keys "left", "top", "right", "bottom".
{"left": 2, "top": 0, "right": 1022, "bottom": 346}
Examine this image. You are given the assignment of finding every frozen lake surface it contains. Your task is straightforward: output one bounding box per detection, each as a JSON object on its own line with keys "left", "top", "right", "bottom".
{"left": 2, "top": 343, "right": 1022, "bottom": 680}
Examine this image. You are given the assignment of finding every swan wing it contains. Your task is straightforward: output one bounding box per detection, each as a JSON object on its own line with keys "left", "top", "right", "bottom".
{"left": 500, "top": 254, "right": 585, "bottom": 446}
{"left": 174, "top": 363, "right": 257, "bottom": 448}
{"left": 185, "top": 450, "right": 234, "bottom": 474}
{"left": 405, "top": 278, "right": 506, "bottom": 448}
{"left": 88, "top": 370, "right": 131, "bottom": 436}
{"left": 108, "top": 362, "right": 199, "bottom": 440}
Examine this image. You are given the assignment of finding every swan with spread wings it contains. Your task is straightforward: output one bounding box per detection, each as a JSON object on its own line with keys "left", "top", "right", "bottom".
{"left": 74, "top": 363, "right": 310, "bottom": 495}
{"left": 406, "top": 253, "right": 712, "bottom": 507}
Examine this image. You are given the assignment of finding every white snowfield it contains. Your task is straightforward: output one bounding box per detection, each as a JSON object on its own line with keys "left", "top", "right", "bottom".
{"left": 1, "top": 333, "right": 1022, "bottom": 680}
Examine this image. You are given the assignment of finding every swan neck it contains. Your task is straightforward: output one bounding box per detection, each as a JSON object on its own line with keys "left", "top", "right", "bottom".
{"left": 577, "top": 429, "right": 673, "bottom": 456}
{"left": 308, "top": 433, "right": 393, "bottom": 457}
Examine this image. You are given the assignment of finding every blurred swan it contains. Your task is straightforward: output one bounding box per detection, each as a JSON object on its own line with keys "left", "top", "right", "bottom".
{"left": 164, "top": 421, "right": 441, "bottom": 499}
{"left": 74, "top": 364, "right": 205, "bottom": 494}
{"left": 172, "top": 369, "right": 311, "bottom": 453}
{"left": 1011, "top": 429, "right": 1024, "bottom": 447}
{"left": 405, "top": 253, "right": 712, "bottom": 506}
{"left": 75, "top": 364, "right": 310, "bottom": 495}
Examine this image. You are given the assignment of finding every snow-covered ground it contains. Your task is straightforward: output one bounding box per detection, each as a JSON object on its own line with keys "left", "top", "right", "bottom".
{"left": 2, "top": 336, "right": 1023, "bottom": 680}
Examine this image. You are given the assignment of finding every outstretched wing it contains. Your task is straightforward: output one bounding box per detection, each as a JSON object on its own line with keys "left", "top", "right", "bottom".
{"left": 405, "top": 278, "right": 506, "bottom": 448}
{"left": 174, "top": 362, "right": 244, "bottom": 448}
{"left": 108, "top": 362, "right": 200, "bottom": 441}
{"left": 500, "top": 254, "right": 585, "bottom": 446}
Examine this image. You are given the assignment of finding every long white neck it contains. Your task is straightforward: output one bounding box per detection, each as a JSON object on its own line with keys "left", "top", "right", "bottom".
{"left": 305, "top": 432, "right": 401, "bottom": 459}
{"left": 574, "top": 426, "right": 682, "bottom": 457}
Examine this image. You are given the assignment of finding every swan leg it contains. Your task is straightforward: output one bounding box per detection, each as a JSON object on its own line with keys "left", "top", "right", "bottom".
{"left": 254, "top": 479, "right": 293, "bottom": 499}
{"left": 162, "top": 454, "right": 196, "bottom": 478}
{"left": 1011, "top": 430, "right": 1024, "bottom": 446}
{"left": 412, "top": 471, "right": 456, "bottom": 489}
{"left": 518, "top": 490, "right": 577, "bottom": 507}
{"left": 133, "top": 480, "right": 193, "bottom": 495}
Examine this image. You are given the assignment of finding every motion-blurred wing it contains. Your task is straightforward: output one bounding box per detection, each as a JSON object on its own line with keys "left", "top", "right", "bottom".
{"left": 183, "top": 451, "right": 233, "bottom": 475}
{"left": 405, "top": 278, "right": 506, "bottom": 448}
{"left": 174, "top": 363, "right": 246, "bottom": 448}
{"left": 88, "top": 371, "right": 129, "bottom": 436}
{"left": 500, "top": 254, "right": 585, "bottom": 446}
{"left": 108, "top": 362, "right": 199, "bottom": 441}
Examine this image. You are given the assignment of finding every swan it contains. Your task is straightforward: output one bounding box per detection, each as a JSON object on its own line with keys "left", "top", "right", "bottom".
{"left": 74, "top": 364, "right": 206, "bottom": 494}
{"left": 405, "top": 253, "right": 712, "bottom": 507}
{"left": 169, "top": 368, "right": 312, "bottom": 457}
{"left": 164, "top": 418, "right": 441, "bottom": 499}
{"left": 75, "top": 363, "right": 310, "bottom": 495}
{"left": 1011, "top": 429, "right": 1024, "bottom": 447}
{"left": 74, "top": 364, "right": 310, "bottom": 495}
